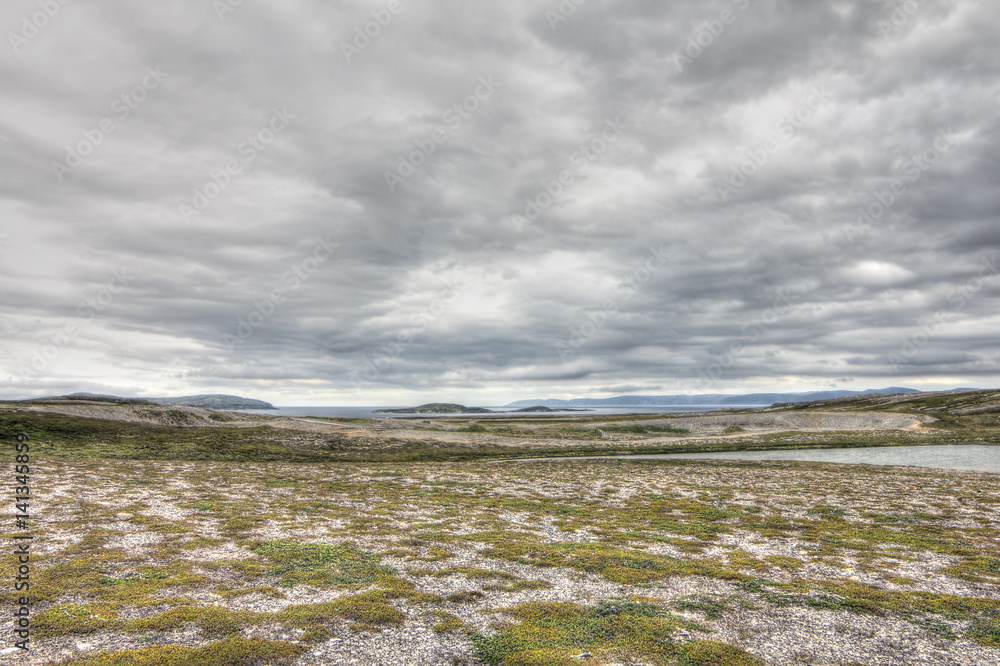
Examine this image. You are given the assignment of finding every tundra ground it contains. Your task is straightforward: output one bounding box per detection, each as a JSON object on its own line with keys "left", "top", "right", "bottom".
{"left": 2, "top": 390, "right": 999, "bottom": 664}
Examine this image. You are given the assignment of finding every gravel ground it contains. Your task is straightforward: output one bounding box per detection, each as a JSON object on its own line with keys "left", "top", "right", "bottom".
{"left": 3, "top": 457, "right": 999, "bottom": 665}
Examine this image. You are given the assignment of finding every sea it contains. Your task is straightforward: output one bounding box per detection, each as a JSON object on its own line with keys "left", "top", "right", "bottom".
{"left": 238, "top": 405, "right": 755, "bottom": 419}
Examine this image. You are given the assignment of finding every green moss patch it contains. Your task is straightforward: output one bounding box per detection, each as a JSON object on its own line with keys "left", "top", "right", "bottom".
{"left": 430, "top": 611, "right": 467, "bottom": 633}
{"left": 35, "top": 604, "right": 118, "bottom": 639}
{"left": 61, "top": 636, "right": 304, "bottom": 665}
{"left": 124, "top": 606, "right": 261, "bottom": 638}
{"left": 278, "top": 591, "right": 406, "bottom": 633}
{"left": 479, "top": 541, "right": 746, "bottom": 586}
{"left": 471, "top": 599, "right": 756, "bottom": 665}
{"left": 253, "top": 540, "right": 395, "bottom": 588}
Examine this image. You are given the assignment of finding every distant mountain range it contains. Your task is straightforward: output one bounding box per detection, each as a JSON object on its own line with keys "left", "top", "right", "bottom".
{"left": 22, "top": 392, "right": 275, "bottom": 410}
{"left": 504, "top": 387, "right": 921, "bottom": 408}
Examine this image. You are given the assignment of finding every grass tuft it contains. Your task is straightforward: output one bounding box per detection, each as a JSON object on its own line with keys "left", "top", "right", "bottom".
{"left": 470, "top": 599, "right": 752, "bottom": 665}
{"left": 58, "top": 636, "right": 304, "bottom": 665}
{"left": 253, "top": 540, "right": 394, "bottom": 587}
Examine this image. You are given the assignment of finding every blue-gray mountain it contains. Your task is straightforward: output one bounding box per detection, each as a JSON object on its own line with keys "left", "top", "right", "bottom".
{"left": 504, "top": 388, "right": 921, "bottom": 408}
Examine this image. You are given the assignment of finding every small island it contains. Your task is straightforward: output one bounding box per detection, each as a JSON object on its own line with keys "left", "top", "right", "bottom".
{"left": 373, "top": 403, "right": 495, "bottom": 414}
{"left": 511, "top": 405, "right": 592, "bottom": 412}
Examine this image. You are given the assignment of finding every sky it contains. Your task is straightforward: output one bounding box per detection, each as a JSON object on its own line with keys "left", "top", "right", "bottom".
{"left": 1, "top": 0, "right": 998, "bottom": 406}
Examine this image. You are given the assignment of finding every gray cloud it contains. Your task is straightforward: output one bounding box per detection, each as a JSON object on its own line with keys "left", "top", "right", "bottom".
{"left": 1, "top": 0, "right": 998, "bottom": 405}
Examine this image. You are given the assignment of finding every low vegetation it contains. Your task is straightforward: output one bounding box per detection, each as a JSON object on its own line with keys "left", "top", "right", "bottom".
{"left": 5, "top": 390, "right": 999, "bottom": 664}
{"left": 3, "top": 390, "right": 999, "bottom": 465}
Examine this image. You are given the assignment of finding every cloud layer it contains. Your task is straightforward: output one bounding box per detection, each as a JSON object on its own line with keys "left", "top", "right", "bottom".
{"left": 1, "top": 0, "right": 998, "bottom": 405}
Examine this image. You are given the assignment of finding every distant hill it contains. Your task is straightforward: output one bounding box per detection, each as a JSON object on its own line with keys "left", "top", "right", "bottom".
{"left": 21, "top": 392, "right": 275, "bottom": 410}
{"left": 511, "top": 406, "right": 592, "bottom": 412}
{"left": 766, "top": 388, "right": 1000, "bottom": 414}
{"left": 374, "top": 403, "right": 494, "bottom": 414}
{"left": 505, "top": 388, "right": 920, "bottom": 408}
{"left": 22, "top": 392, "right": 156, "bottom": 405}
{"left": 149, "top": 394, "right": 276, "bottom": 410}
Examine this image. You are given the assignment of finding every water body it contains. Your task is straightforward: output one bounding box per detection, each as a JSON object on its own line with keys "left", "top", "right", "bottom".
{"left": 506, "top": 445, "right": 1000, "bottom": 474}
{"left": 240, "top": 405, "right": 749, "bottom": 419}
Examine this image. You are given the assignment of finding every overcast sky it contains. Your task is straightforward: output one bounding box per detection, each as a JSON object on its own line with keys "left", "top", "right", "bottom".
{"left": 1, "top": 0, "right": 998, "bottom": 406}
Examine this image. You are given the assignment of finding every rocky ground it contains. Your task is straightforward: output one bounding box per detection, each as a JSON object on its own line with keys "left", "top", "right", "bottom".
{"left": 11, "top": 402, "right": 271, "bottom": 428}
{"left": 3, "top": 456, "right": 999, "bottom": 665}
{"left": 4, "top": 399, "right": 942, "bottom": 457}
